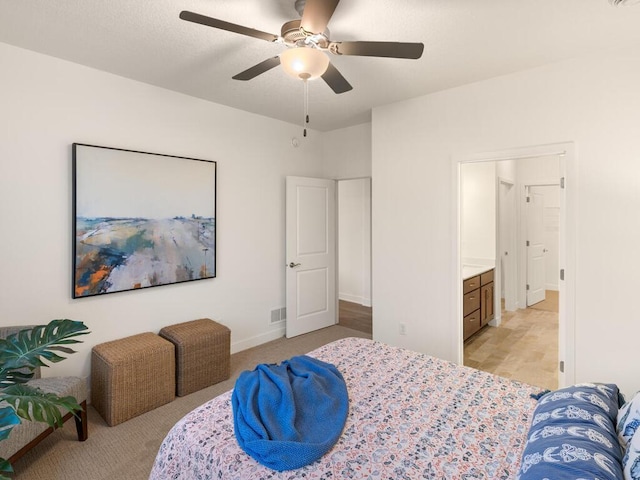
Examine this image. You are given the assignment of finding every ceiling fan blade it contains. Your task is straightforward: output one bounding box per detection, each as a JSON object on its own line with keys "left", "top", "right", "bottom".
{"left": 232, "top": 56, "right": 281, "bottom": 81}
{"left": 300, "top": 0, "right": 340, "bottom": 34}
{"left": 179, "top": 11, "right": 278, "bottom": 42}
{"left": 321, "top": 62, "right": 352, "bottom": 94}
{"left": 330, "top": 41, "right": 424, "bottom": 59}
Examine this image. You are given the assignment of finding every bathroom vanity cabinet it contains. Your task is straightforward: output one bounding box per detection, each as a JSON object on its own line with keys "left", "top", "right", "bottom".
{"left": 462, "top": 268, "right": 495, "bottom": 341}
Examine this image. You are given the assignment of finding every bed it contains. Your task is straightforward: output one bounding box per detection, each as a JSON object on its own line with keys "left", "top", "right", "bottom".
{"left": 150, "top": 337, "right": 547, "bottom": 479}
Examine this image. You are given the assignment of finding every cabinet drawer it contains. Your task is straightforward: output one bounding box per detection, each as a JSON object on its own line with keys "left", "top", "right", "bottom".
{"left": 463, "top": 310, "right": 481, "bottom": 340}
{"left": 463, "top": 275, "right": 480, "bottom": 294}
{"left": 481, "top": 269, "right": 494, "bottom": 286}
{"left": 463, "top": 289, "right": 480, "bottom": 316}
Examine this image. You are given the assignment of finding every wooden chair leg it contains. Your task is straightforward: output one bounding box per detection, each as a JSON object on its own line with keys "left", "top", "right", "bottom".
{"left": 9, "top": 400, "right": 88, "bottom": 465}
{"left": 74, "top": 400, "right": 88, "bottom": 441}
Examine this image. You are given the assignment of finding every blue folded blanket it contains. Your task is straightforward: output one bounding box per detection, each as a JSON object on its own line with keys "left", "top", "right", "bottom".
{"left": 232, "top": 355, "right": 349, "bottom": 471}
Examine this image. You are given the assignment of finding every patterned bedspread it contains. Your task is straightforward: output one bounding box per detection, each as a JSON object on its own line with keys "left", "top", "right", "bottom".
{"left": 150, "top": 337, "right": 540, "bottom": 479}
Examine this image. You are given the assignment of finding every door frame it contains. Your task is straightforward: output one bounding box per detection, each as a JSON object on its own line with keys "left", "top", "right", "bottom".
{"left": 497, "top": 177, "right": 517, "bottom": 314}
{"left": 452, "top": 142, "right": 576, "bottom": 387}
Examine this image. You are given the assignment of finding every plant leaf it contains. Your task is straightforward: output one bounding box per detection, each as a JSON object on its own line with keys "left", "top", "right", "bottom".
{"left": 0, "top": 320, "right": 89, "bottom": 374}
{"left": 0, "top": 369, "right": 34, "bottom": 389}
{"left": 0, "top": 457, "right": 13, "bottom": 477}
{"left": 0, "top": 384, "right": 82, "bottom": 428}
{"left": 0, "top": 406, "right": 21, "bottom": 442}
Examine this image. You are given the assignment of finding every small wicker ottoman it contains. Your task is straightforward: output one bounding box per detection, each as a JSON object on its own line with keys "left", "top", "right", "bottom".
{"left": 91, "top": 332, "right": 175, "bottom": 426}
{"left": 159, "top": 318, "right": 231, "bottom": 396}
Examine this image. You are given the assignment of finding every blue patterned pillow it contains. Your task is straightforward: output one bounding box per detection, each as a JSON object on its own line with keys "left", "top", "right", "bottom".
{"left": 623, "top": 426, "right": 640, "bottom": 480}
{"left": 619, "top": 391, "right": 640, "bottom": 449}
{"left": 517, "top": 383, "right": 624, "bottom": 480}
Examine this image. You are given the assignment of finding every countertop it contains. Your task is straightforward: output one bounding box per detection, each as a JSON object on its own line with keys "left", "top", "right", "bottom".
{"left": 462, "top": 264, "right": 494, "bottom": 280}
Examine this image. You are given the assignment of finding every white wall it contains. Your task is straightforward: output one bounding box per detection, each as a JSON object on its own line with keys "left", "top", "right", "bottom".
{"left": 322, "top": 123, "right": 372, "bottom": 179}
{"left": 496, "top": 160, "right": 517, "bottom": 183}
{"left": 324, "top": 123, "right": 373, "bottom": 309}
{"left": 372, "top": 47, "right": 640, "bottom": 396}
{"left": 461, "top": 162, "right": 496, "bottom": 265}
{"left": 0, "top": 43, "right": 325, "bottom": 380}
{"left": 338, "top": 179, "right": 371, "bottom": 306}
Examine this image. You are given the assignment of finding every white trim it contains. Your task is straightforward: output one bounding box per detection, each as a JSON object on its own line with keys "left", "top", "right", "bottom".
{"left": 231, "top": 328, "right": 285, "bottom": 354}
{"left": 497, "top": 176, "right": 517, "bottom": 313}
{"left": 451, "top": 160, "right": 463, "bottom": 360}
{"left": 453, "top": 142, "right": 576, "bottom": 387}
{"left": 462, "top": 143, "right": 568, "bottom": 164}
{"left": 339, "top": 293, "right": 372, "bottom": 306}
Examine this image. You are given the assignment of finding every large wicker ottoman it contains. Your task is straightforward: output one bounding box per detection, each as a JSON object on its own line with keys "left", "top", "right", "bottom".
{"left": 159, "top": 318, "right": 230, "bottom": 396}
{"left": 91, "top": 332, "right": 175, "bottom": 426}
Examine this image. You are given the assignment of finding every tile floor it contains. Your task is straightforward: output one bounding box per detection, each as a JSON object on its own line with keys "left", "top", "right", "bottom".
{"left": 464, "top": 291, "right": 559, "bottom": 391}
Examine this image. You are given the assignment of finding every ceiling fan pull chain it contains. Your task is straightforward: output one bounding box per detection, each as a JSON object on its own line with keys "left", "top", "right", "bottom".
{"left": 303, "top": 77, "right": 309, "bottom": 137}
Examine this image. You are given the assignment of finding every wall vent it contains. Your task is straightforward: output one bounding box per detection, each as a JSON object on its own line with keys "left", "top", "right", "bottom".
{"left": 270, "top": 307, "right": 287, "bottom": 324}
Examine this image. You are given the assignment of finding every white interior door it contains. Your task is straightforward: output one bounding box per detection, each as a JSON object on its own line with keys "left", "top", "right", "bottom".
{"left": 539, "top": 185, "right": 560, "bottom": 291}
{"left": 286, "top": 176, "right": 336, "bottom": 338}
{"left": 526, "top": 186, "right": 546, "bottom": 306}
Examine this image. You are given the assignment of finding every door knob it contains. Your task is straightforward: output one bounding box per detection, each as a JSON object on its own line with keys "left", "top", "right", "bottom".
{"left": 288, "top": 262, "right": 301, "bottom": 268}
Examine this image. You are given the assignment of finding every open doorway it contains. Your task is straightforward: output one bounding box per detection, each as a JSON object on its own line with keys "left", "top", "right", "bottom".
{"left": 337, "top": 178, "right": 372, "bottom": 335}
{"left": 459, "top": 153, "right": 564, "bottom": 391}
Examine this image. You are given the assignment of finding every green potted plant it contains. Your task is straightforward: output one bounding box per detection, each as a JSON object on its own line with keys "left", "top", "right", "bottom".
{"left": 0, "top": 319, "right": 89, "bottom": 478}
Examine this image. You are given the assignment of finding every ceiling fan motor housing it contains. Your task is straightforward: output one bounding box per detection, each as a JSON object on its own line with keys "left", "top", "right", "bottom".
{"left": 281, "top": 19, "right": 329, "bottom": 48}
{"left": 281, "top": 20, "right": 306, "bottom": 43}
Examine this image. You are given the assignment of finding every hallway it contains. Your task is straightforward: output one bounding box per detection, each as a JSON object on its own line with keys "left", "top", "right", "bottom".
{"left": 337, "top": 300, "right": 372, "bottom": 335}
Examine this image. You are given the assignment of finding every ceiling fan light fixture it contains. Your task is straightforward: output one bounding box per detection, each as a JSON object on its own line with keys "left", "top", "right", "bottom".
{"left": 280, "top": 47, "right": 329, "bottom": 80}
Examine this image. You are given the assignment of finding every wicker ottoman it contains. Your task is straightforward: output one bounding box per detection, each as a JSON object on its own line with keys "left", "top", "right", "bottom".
{"left": 91, "top": 332, "right": 175, "bottom": 426}
{"left": 159, "top": 318, "right": 230, "bottom": 396}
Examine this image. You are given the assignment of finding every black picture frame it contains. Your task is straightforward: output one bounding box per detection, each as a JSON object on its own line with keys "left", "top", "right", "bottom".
{"left": 72, "top": 143, "right": 216, "bottom": 298}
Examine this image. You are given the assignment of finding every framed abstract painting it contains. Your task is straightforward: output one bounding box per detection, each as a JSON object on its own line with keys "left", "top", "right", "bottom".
{"left": 72, "top": 143, "right": 216, "bottom": 298}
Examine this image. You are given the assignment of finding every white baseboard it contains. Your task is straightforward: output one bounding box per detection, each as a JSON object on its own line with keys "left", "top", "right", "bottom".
{"left": 545, "top": 284, "right": 559, "bottom": 291}
{"left": 339, "top": 293, "right": 371, "bottom": 307}
{"left": 231, "top": 328, "right": 285, "bottom": 354}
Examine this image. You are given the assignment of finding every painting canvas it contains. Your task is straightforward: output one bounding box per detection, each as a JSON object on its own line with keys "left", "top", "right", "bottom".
{"left": 72, "top": 143, "right": 216, "bottom": 298}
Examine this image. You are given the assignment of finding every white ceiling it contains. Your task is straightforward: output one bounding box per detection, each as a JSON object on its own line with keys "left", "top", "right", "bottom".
{"left": 1, "top": 0, "right": 640, "bottom": 131}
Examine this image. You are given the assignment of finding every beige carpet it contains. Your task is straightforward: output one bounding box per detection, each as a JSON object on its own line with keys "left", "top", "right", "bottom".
{"left": 11, "top": 325, "right": 371, "bottom": 480}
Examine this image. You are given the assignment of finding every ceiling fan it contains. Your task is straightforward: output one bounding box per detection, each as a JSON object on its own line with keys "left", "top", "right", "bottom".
{"left": 179, "top": 0, "right": 424, "bottom": 94}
